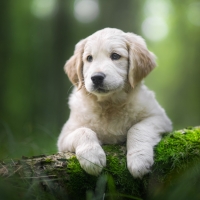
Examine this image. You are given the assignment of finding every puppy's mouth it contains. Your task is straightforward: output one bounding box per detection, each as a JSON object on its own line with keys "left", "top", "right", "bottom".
{"left": 87, "top": 83, "right": 121, "bottom": 96}
{"left": 92, "top": 85, "right": 110, "bottom": 94}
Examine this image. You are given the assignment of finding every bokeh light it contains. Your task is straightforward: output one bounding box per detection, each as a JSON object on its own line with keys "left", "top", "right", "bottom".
{"left": 142, "top": 16, "right": 168, "bottom": 41}
{"left": 74, "top": 0, "right": 100, "bottom": 23}
{"left": 144, "top": 0, "right": 172, "bottom": 19}
{"left": 31, "top": 0, "right": 57, "bottom": 18}
{"left": 142, "top": 0, "right": 172, "bottom": 41}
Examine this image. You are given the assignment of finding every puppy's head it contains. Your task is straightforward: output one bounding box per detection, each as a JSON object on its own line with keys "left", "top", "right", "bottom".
{"left": 65, "top": 28, "right": 156, "bottom": 96}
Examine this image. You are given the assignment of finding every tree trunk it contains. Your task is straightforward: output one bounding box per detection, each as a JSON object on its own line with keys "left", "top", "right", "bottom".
{"left": 1, "top": 127, "right": 200, "bottom": 200}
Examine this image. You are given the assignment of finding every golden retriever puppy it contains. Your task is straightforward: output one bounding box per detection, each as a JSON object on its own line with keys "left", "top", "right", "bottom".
{"left": 57, "top": 28, "right": 172, "bottom": 178}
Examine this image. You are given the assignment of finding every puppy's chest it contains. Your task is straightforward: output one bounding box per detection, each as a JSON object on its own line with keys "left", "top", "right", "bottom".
{"left": 87, "top": 104, "right": 137, "bottom": 138}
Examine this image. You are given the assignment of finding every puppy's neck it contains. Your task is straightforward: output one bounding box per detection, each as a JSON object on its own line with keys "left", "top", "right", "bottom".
{"left": 96, "top": 90, "right": 128, "bottom": 104}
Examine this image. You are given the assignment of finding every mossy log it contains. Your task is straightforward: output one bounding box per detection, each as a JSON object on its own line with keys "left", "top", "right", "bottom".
{"left": 0, "top": 127, "right": 200, "bottom": 200}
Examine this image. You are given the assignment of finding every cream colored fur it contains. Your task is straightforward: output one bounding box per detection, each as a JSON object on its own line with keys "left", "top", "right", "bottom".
{"left": 57, "top": 28, "right": 172, "bottom": 178}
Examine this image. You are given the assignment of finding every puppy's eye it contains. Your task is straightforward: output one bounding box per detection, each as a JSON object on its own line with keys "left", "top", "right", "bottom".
{"left": 87, "top": 55, "right": 93, "bottom": 62}
{"left": 111, "top": 53, "right": 121, "bottom": 60}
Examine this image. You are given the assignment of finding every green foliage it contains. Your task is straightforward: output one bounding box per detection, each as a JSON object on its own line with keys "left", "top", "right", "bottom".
{"left": 152, "top": 161, "right": 200, "bottom": 200}
{"left": 0, "top": 0, "right": 199, "bottom": 148}
{"left": 154, "top": 127, "right": 200, "bottom": 180}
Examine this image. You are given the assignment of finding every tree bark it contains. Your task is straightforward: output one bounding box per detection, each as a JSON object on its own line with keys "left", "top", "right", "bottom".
{"left": 0, "top": 127, "right": 200, "bottom": 200}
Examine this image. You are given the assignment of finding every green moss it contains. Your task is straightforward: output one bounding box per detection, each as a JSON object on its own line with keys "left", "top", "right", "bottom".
{"left": 44, "top": 158, "right": 53, "bottom": 163}
{"left": 102, "top": 145, "right": 145, "bottom": 198}
{"left": 67, "top": 156, "right": 83, "bottom": 174}
{"left": 154, "top": 127, "right": 200, "bottom": 181}
{"left": 104, "top": 153, "right": 143, "bottom": 197}
{"left": 155, "top": 127, "right": 200, "bottom": 163}
{"left": 103, "top": 144, "right": 126, "bottom": 155}
{"left": 66, "top": 156, "right": 97, "bottom": 197}
{"left": 63, "top": 146, "right": 144, "bottom": 199}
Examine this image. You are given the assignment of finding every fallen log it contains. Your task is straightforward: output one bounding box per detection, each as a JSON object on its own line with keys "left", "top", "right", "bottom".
{"left": 0, "top": 127, "right": 200, "bottom": 200}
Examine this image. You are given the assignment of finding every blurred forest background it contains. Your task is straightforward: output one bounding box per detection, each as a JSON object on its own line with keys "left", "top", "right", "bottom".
{"left": 0, "top": 0, "right": 200, "bottom": 159}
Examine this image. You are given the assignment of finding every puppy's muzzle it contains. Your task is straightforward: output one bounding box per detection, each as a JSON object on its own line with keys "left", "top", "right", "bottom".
{"left": 91, "top": 72, "right": 106, "bottom": 87}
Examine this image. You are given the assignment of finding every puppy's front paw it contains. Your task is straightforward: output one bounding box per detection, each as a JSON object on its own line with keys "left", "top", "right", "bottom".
{"left": 76, "top": 144, "right": 106, "bottom": 176}
{"left": 127, "top": 151, "right": 154, "bottom": 178}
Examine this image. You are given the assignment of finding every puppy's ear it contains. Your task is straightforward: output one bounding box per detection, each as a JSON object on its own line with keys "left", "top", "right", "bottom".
{"left": 125, "top": 33, "right": 156, "bottom": 88}
{"left": 64, "top": 39, "right": 86, "bottom": 89}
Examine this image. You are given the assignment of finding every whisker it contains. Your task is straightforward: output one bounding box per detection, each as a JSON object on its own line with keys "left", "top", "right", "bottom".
{"left": 66, "top": 80, "right": 85, "bottom": 95}
{"left": 66, "top": 84, "right": 75, "bottom": 95}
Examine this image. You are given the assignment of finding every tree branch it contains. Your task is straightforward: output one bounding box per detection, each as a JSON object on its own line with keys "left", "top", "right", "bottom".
{"left": 0, "top": 127, "right": 200, "bottom": 199}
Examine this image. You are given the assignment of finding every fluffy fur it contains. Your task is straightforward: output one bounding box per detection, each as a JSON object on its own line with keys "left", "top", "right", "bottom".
{"left": 57, "top": 28, "right": 172, "bottom": 178}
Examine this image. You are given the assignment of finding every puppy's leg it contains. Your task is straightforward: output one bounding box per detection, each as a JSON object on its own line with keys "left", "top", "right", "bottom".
{"left": 59, "top": 127, "right": 106, "bottom": 176}
{"left": 127, "top": 117, "right": 169, "bottom": 178}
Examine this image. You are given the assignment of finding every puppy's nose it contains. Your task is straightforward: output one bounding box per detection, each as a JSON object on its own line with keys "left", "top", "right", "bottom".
{"left": 91, "top": 72, "right": 106, "bottom": 86}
